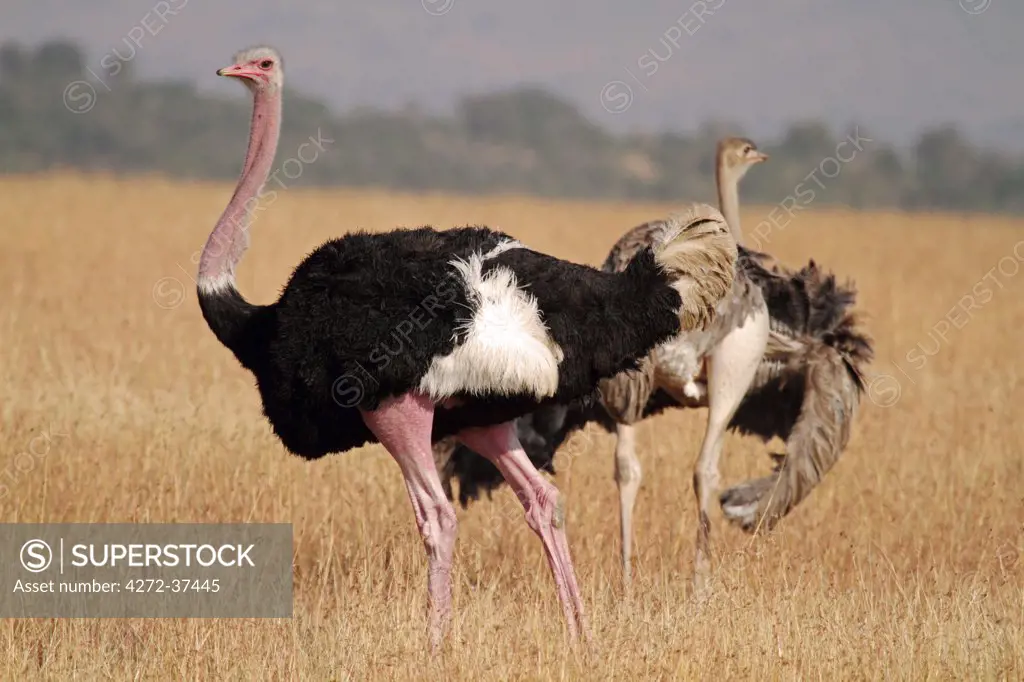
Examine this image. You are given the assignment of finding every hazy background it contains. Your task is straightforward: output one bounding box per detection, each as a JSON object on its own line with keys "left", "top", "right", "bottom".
{"left": 1, "top": 0, "right": 1021, "bottom": 211}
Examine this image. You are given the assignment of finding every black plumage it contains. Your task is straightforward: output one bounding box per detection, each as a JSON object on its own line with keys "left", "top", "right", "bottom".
{"left": 199, "top": 226, "right": 694, "bottom": 459}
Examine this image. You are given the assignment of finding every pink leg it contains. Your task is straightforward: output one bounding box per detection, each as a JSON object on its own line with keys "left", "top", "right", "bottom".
{"left": 360, "top": 392, "right": 457, "bottom": 652}
{"left": 457, "top": 421, "right": 590, "bottom": 643}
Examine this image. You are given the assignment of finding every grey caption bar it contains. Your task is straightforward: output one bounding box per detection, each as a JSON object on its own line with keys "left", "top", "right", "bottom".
{"left": 0, "top": 523, "right": 292, "bottom": 618}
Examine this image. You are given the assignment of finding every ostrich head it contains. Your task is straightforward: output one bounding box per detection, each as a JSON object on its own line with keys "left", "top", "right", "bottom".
{"left": 714, "top": 136, "right": 767, "bottom": 244}
{"left": 717, "top": 136, "right": 768, "bottom": 182}
{"left": 217, "top": 45, "right": 284, "bottom": 93}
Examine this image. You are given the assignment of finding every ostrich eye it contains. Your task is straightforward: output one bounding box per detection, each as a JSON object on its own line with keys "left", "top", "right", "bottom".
{"left": 743, "top": 146, "right": 752, "bottom": 153}
{"left": 259, "top": 59, "right": 273, "bottom": 69}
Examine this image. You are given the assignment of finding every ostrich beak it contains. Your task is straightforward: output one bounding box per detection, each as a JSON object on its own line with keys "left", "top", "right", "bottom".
{"left": 217, "top": 64, "right": 257, "bottom": 80}
{"left": 751, "top": 151, "right": 769, "bottom": 163}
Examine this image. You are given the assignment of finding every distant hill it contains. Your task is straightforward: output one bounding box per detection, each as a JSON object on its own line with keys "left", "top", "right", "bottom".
{"left": 1, "top": 39, "right": 1022, "bottom": 215}
{"left": 2, "top": 0, "right": 1023, "bottom": 150}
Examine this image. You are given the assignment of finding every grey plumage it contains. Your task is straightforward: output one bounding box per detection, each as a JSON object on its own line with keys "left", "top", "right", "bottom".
{"left": 435, "top": 248, "right": 873, "bottom": 526}
{"left": 719, "top": 253, "right": 873, "bottom": 531}
{"left": 598, "top": 221, "right": 767, "bottom": 426}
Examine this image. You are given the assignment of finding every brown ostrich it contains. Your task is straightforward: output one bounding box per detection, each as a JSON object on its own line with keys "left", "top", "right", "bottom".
{"left": 437, "top": 137, "right": 873, "bottom": 595}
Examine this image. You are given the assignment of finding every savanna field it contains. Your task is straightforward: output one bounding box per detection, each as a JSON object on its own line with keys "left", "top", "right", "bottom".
{"left": 0, "top": 173, "right": 1022, "bottom": 680}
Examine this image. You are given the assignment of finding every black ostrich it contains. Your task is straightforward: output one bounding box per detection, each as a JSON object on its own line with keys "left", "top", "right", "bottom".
{"left": 195, "top": 46, "right": 738, "bottom": 649}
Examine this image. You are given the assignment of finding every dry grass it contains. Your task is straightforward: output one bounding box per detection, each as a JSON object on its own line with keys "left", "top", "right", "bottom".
{"left": 0, "top": 173, "right": 1022, "bottom": 680}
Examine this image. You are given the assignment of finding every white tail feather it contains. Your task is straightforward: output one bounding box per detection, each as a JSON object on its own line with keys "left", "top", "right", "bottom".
{"left": 420, "top": 247, "right": 563, "bottom": 401}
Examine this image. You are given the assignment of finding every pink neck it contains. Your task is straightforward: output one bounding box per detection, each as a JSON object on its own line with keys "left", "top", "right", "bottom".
{"left": 198, "top": 89, "right": 282, "bottom": 291}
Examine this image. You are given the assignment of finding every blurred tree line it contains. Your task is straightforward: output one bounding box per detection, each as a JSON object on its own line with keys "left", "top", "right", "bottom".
{"left": 1, "top": 39, "right": 1022, "bottom": 213}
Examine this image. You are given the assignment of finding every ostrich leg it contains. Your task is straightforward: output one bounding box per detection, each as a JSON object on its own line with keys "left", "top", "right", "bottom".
{"left": 614, "top": 423, "right": 642, "bottom": 587}
{"left": 691, "top": 308, "right": 768, "bottom": 598}
{"left": 361, "top": 392, "right": 458, "bottom": 652}
{"left": 457, "top": 421, "right": 590, "bottom": 643}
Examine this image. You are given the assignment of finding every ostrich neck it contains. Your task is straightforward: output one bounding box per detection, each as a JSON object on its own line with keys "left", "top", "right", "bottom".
{"left": 716, "top": 163, "right": 743, "bottom": 244}
{"left": 198, "top": 90, "right": 282, "bottom": 292}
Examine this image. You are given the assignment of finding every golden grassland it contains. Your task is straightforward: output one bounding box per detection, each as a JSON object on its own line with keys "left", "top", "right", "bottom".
{"left": 0, "top": 173, "right": 1022, "bottom": 680}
